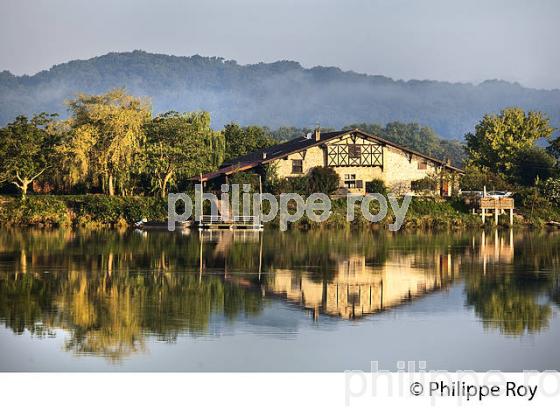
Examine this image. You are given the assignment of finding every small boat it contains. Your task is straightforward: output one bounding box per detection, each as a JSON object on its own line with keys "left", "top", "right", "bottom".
{"left": 134, "top": 218, "right": 193, "bottom": 231}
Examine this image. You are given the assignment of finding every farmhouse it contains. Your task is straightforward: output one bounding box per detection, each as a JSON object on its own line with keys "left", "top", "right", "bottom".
{"left": 196, "top": 128, "right": 463, "bottom": 195}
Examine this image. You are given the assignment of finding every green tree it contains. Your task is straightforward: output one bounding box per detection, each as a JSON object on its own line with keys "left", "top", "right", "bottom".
{"left": 223, "top": 124, "right": 275, "bottom": 162}
{"left": 512, "top": 146, "right": 557, "bottom": 186}
{"left": 143, "top": 111, "right": 224, "bottom": 197}
{"left": 0, "top": 114, "right": 59, "bottom": 199}
{"left": 465, "top": 108, "right": 553, "bottom": 180}
{"left": 548, "top": 134, "right": 560, "bottom": 160}
{"left": 60, "top": 89, "right": 151, "bottom": 196}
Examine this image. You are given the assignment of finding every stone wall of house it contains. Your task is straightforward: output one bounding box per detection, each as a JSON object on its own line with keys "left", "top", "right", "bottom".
{"left": 272, "top": 144, "right": 325, "bottom": 178}
{"left": 382, "top": 145, "right": 441, "bottom": 194}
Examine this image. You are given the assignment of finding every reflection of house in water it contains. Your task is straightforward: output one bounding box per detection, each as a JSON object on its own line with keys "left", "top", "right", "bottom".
{"left": 266, "top": 253, "right": 458, "bottom": 320}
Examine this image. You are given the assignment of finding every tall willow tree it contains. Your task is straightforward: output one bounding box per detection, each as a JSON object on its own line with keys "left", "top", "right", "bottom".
{"left": 144, "top": 111, "right": 224, "bottom": 197}
{"left": 61, "top": 89, "right": 151, "bottom": 196}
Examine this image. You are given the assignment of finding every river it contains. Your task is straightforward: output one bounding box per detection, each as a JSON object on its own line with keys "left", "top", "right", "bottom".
{"left": 0, "top": 228, "right": 559, "bottom": 371}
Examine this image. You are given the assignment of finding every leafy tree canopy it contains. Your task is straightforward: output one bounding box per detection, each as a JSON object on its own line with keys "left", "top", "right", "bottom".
{"left": 465, "top": 108, "right": 554, "bottom": 180}
{"left": 61, "top": 88, "right": 151, "bottom": 196}
{"left": 0, "top": 113, "right": 59, "bottom": 198}
{"left": 143, "top": 111, "right": 224, "bottom": 196}
{"left": 223, "top": 123, "right": 276, "bottom": 162}
{"left": 512, "top": 146, "right": 557, "bottom": 186}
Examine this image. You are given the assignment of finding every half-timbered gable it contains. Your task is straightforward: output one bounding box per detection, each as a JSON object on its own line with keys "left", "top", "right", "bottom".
{"left": 326, "top": 134, "right": 383, "bottom": 167}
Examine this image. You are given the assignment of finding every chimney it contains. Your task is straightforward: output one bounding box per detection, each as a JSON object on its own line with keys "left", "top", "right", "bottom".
{"left": 314, "top": 128, "right": 321, "bottom": 141}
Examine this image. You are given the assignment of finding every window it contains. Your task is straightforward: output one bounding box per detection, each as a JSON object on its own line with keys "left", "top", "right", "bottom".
{"left": 348, "top": 144, "right": 361, "bottom": 159}
{"left": 291, "top": 277, "right": 301, "bottom": 291}
{"left": 418, "top": 160, "right": 428, "bottom": 170}
{"left": 291, "top": 159, "right": 303, "bottom": 174}
{"left": 344, "top": 174, "right": 361, "bottom": 189}
{"left": 348, "top": 289, "right": 361, "bottom": 305}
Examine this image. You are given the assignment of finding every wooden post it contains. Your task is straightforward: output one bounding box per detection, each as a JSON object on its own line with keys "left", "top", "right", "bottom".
{"left": 509, "top": 208, "right": 513, "bottom": 225}
{"left": 199, "top": 173, "right": 204, "bottom": 225}
{"left": 494, "top": 208, "right": 499, "bottom": 225}
{"left": 481, "top": 208, "right": 485, "bottom": 223}
{"left": 258, "top": 174, "right": 263, "bottom": 225}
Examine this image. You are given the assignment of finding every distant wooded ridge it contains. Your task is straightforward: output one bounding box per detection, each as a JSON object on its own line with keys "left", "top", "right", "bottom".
{"left": 1, "top": 50, "right": 559, "bottom": 140}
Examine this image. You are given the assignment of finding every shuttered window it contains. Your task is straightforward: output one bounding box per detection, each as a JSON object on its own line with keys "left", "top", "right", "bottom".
{"left": 348, "top": 144, "right": 361, "bottom": 159}
{"left": 292, "top": 159, "right": 303, "bottom": 174}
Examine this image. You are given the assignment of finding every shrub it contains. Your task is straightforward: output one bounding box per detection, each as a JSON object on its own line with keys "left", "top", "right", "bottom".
{"left": 0, "top": 196, "right": 70, "bottom": 226}
{"left": 539, "top": 178, "right": 560, "bottom": 207}
{"left": 67, "top": 195, "right": 167, "bottom": 225}
{"left": 273, "top": 176, "right": 308, "bottom": 195}
{"left": 365, "top": 178, "right": 387, "bottom": 195}
{"left": 411, "top": 177, "right": 437, "bottom": 192}
{"left": 307, "top": 167, "right": 340, "bottom": 195}
{"left": 460, "top": 168, "right": 512, "bottom": 191}
{"left": 514, "top": 187, "right": 560, "bottom": 223}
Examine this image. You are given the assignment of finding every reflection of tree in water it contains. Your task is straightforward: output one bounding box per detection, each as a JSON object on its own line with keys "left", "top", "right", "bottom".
{"left": 0, "top": 269, "right": 263, "bottom": 362}
{"left": 465, "top": 272, "right": 552, "bottom": 335}
{"left": 463, "top": 231, "right": 560, "bottom": 336}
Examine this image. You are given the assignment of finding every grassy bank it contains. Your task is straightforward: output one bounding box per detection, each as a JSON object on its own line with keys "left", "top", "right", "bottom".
{"left": 0, "top": 194, "right": 556, "bottom": 229}
{"left": 0, "top": 195, "right": 167, "bottom": 228}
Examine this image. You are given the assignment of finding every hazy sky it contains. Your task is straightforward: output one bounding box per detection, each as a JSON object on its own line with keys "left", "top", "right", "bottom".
{"left": 1, "top": 0, "right": 558, "bottom": 89}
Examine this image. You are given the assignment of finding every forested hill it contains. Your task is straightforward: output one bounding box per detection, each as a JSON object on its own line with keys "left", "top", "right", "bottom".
{"left": 1, "top": 50, "right": 559, "bottom": 139}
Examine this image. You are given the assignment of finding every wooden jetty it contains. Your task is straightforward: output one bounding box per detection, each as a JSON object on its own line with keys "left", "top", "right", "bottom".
{"left": 196, "top": 172, "right": 265, "bottom": 231}
{"left": 475, "top": 197, "right": 515, "bottom": 225}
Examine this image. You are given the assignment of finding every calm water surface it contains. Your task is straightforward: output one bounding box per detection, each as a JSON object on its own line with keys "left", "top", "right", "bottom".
{"left": 0, "top": 228, "right": 559, "bottom": 371}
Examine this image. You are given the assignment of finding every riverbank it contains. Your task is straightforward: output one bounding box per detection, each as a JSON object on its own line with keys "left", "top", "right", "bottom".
{"left": 0, "top": 194, "right": 557, "bottom": 229}
{"left": 0, "top": 195, "right": 167, "bottom": 228}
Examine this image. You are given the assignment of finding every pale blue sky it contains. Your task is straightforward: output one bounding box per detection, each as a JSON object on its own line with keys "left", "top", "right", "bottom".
{"left": 1, "top": 0, "right": 558, "bottom": 88}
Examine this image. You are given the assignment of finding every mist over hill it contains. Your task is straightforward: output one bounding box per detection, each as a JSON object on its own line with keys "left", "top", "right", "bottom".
{"left": 1, "top": 50, "right": 559, "bottom": 139}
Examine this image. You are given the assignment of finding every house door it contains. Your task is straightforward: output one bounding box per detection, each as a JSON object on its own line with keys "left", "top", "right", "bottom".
{"left": 441, "top": 180, "right": 449, "bottom": 196}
